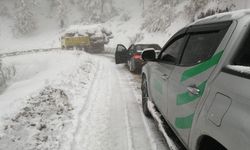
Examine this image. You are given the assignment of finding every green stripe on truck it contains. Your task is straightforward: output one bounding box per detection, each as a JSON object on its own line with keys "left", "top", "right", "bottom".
{"left": 176, "top": 81, "right": 207, "bottom": 105}
{"left": 175, "top": 113, "right": 195, "bottom": 129}
{"left": 181, "top": 51, "right": 224, "bottom": 82}
{"left": 154, "top": 79, "right": 163, "bottom": 95}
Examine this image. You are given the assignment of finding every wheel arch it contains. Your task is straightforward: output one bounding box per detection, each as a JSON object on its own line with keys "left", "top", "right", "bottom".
{"left": 142, "top": 72, "right": 146, "bottom": 79}
{"left": 196, "top": 135, "right": 226, "bottom": 150}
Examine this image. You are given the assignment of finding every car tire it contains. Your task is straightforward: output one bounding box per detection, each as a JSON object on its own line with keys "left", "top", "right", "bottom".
{"left": 84, "top": 46, "right": 90, "bottom": 52}
{"left": 128, "top": 59, "right": 137, "bottom": 73}
{"left": 142, "top": 76, "right": 152, "bottom": 118}
{"left": 128, "top": 60, "right": 133, "bottom": 72}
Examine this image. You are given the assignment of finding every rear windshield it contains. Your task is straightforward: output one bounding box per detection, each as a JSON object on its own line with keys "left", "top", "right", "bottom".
{"left": 135, "top": 44, "right": 161, "bottom": 51}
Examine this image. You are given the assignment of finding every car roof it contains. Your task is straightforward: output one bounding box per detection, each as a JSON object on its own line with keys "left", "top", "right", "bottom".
{"left": 189, "top": 9, "right": 250, "bottom": 26}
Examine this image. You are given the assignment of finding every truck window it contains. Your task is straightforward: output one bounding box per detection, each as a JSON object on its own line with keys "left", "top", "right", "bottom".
{"left": 181, "top": 30, "right": 226, "bottom": 66}
{"left": 160, "top": 36, "right": 186, "bottom": 63}
{"left": 234, "top": 34, "right": 250, "bottom": 66}
{"left": 224, "top": 31, "right": 250, "bottom": 79}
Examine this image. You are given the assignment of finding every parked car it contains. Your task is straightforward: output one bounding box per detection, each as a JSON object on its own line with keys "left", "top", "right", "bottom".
{"left": 141, "top": 11, "right": 250, "bottom": 150}
{"left": 115, "top": 44, "right": 161, "bottom": 73}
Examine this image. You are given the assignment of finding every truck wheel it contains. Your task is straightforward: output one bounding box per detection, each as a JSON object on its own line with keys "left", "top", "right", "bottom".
{"left": 99, "top": 44, "right": 105, "bottom": 52}
{"left": 199, "top": 137, "right": 226, "bottom": 150}
{"left": 142, "top": 76, "right": 152, "bottom": 118}
{"left": 84, "top": 47, "right": 90, "bottom": 52}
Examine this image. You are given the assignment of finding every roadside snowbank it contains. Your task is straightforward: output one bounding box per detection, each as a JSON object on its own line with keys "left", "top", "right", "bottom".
{"left": 0, "top": 51, "right": 97, "bottom": 149}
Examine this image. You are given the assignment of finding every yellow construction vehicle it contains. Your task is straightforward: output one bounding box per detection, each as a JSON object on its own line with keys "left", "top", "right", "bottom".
{"left": 61, "top": 33, "right": 91, "bottom": 50}
{"left": 61, "top": 24, "right": 113, "bottom": 53}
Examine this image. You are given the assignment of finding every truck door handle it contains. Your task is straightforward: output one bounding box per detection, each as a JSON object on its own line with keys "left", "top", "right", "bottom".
{"left": 161, "top": 74, "right": 169, "bottom": 80}
{"left": 187, "top": 86, "right": 200, "bottom": 95}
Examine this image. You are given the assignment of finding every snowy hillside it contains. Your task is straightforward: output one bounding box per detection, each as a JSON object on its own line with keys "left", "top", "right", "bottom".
{"left": 1, "top": 0, "right": 250, "bottom": 53}
{"left": 0, "top": 51, "right": 97, "bottom": 149}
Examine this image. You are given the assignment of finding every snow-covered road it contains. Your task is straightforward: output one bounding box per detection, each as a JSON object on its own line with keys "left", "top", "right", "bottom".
{"left": 0, "top": 51, "right": 169, "bottom": 150}
{"left": 71, "top": 54, "right": 168, "bottom": 150}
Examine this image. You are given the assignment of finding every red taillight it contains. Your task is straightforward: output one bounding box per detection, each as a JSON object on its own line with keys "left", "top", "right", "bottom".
{"left": 133, "top": 54, "right": 141, "bottom": 59}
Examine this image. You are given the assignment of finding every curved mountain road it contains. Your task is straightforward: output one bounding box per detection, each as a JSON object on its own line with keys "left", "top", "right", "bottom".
{"left": 71, "top": 54, "right": 169, "bottom": 150}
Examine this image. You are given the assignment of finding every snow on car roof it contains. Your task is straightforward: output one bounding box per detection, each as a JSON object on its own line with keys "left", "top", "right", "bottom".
{"left": 191, "top": 9, "right": 250, "bottom": 26}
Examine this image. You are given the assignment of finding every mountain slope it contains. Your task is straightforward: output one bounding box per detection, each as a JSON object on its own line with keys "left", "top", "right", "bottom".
{"left": 0, "top": 0, "right": 250, "bottom": 53}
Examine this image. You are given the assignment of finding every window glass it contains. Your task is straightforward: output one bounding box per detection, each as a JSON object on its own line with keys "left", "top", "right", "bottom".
{"left": 117, "top": 45, "right": 126, "bottom": 52}
{"left": 135, "top": 44, "right": 161, "bottom": 51}
{"left": 181, "top": 31, "right": 225, "bottom": 66}
{"left": 128, "top": 45, "right": 134, "bottom": 51}
{"left": 222, "top": 29, "right": 250, "bottom": 78}
{"left": 160, "top": 36, "right": 185, "bottom": 63}
{"left": 234, "top": 34, "right": 250, "bottom": 66}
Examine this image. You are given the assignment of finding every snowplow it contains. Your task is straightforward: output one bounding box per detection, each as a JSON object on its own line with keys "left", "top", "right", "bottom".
{"left": 61, "top": 24, "right": 113, "bottom": 53}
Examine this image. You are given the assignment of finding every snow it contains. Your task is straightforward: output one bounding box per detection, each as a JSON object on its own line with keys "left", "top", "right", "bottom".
{"left": 0, "top": 51, "right": 169, "bottom": 150}
{"left": 64, "top": 24, "right": 109, "bottom": 35}
{"left": 2, "top": 1, "right": 250, "bottom": 149}
{"left": 227, "top": 65, "right": 250, "bottom": 74}
{"left": 148, "top": 101, "right": 178, "bottom": 150}
{"left": 0, "top": 50, "right": 97, "bottom": 149}
{"left": 0, "top": 28, "right": 60, "bottom": 54}
{"left": 1, "top": 0, "right": 250, "bottom": 54}
{"left": 193, "top": 9, "right": 250, "bottom": 25}
{"left": 71, "top": 54, "right": 168, "bottom": 150}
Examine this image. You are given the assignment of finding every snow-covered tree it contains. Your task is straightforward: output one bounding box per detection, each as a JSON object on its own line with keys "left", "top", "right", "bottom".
{"left": 185, "top": 0, "right": 235, "bottom": 20}
{"left": 50, "top": 0, "right": 67, "bottom": 20}
{"left": 77, "top": 0, "right": 117, "bottom": 23}
{"left": 142, "top": 0, "right": 175, "bottom": 32}
{"left": 49, "top": 0, "right": 68, "bottom": 28}
{"left": 13, "top": 0, "right": 36, "bottom": 36}
{"left": 143, "top": 0, "right": 236, "bottom": 32}
{"left": 0, "top": 5, "right": 10, "bottom": 17}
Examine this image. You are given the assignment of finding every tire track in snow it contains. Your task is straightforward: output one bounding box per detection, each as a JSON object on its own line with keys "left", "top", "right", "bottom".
{"left": 70, "top": 54, "right": 168, "bottom": 150}
{"left": 125, "top": 105, "right": 136, "bottom": 150}
{"left": 126, "top": 72, "right": 169, "bottom": 150}
{"left": 115, "top": 66, "right": 153, "bottom": 150}
{"left": 70, "top": 60, "right": 101, "bottom": 150}
{"left": 118, "top": 61, "right": 169, "bottom": 150}
{"left": 72, "top": 58, "right": 114, "bottom": 150}
{"left": 100, "top": 53, "right": 168, "bottom": 150}
{"left": 80, "top": 60, "right": 112, "bottom": 150}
